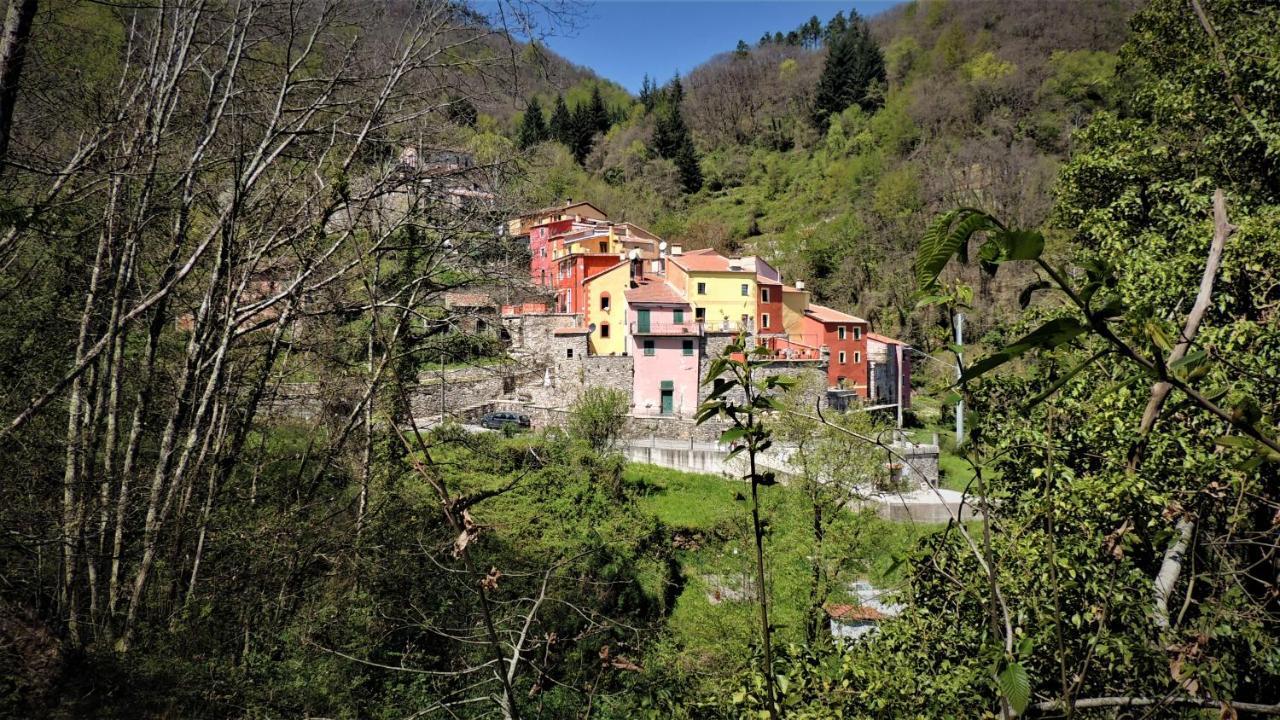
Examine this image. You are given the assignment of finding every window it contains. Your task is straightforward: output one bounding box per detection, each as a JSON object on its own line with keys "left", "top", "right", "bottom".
{"left": 673, "top": 308, "right": 684, "bottom": 324}
{"left": 761, "top": 288, "right": 770, "bottom": 303}
{"left": 854, "top": 327, "right": 862, "bottom": 340}
{"left": 695, "top": 308, "right": 706, "bottom": 322}
{"left": 600, "top": 323, "right": 610, "bottom": 338}
{"left": 643, "top": 340, "right": 655, "bottom": 356}
{"left": 839, "top": 351, "right": 847, "bottom": 364}
{"left": 682, "top": 340, "right": 693, "bottom": 356}
{"left": 600, "top": 294, "right": 610, "bottom": 311}
{"left": 838, "top": 326, "right": 847, "bottom": 340}
{"left": 854, "top": 351, "right": 861, "bottom": 364}
{"left": 599, "top": 241, "right": 608, "bottom": 252}
{"left": 761, "top": 313, "right": 770, "bottom": 329}
{"left": 566, "top": 347, "right": 573, "bottom": 358}
{"left": 697, "top": 282, "right": 707, "bottom": 295}
{"left": 741, "top": 284, "right": 749, "bottom": 296}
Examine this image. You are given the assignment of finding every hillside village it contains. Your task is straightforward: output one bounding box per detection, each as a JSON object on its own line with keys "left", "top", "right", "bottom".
{"left": 496, "top": 200, "right": 913, "bottom": 424}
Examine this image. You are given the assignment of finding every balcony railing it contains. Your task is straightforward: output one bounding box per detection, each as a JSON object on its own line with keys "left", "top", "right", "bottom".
{"left": 630, "top": 321, "right": 704, "bottom": 336}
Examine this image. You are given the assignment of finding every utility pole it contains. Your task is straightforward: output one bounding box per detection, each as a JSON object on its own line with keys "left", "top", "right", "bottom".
{"left": 440, "top": 353, "right": 445, "bottom": 420}
{"left": 955, "top": 312, "right": 964, "bottom": 447}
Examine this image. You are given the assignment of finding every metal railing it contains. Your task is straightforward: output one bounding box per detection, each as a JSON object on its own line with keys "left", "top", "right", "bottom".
{"left": 630, "top": 321, "right": 704, "bottom": 336}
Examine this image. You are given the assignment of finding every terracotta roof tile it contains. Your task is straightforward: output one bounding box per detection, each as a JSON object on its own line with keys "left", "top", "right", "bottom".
{"left": 867, "top": 332, "right": 908, "bottom": 346}
{"left": 552, "top": 326, "right": 589, "bottom": 335}
{"left": 755, "top": 274, "right": 782, "bottom": 285}
{"left": 805, "top": 303, "right": 867, "bottom": 324}
{"left": 669, "top": 253, "right": 752, "bottom": 273}
{"left": 625, "top": 280, "right": 687, "bottom": 305}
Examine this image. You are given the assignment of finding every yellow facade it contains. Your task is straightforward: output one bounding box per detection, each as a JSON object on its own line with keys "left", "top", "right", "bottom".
{"left": 781, "top": 287, "right": 810, "bottom": 336}
{"left": 582, "top": 262, "right": 632, "bottom": 355}
{"left": 668, "top": 266, "right": 757, "bottom": 332}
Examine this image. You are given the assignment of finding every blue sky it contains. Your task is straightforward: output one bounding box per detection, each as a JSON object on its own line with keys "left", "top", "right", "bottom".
{"left": 516, "top": 1, "right": 900, "bottom": 93}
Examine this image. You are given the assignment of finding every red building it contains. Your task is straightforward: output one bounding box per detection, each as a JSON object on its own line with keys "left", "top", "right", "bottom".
{"left": 802, "top": 304, "right": 870, "bottom": 394}
{"left": 755, "top": 274, "right": 784, "bottom": 336}
{"left": 556, "top": 253, "right": 624, "bottom": 314}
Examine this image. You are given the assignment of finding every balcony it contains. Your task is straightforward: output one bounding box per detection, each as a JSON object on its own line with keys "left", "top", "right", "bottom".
{"left": 630, "top": 321, "right": 704, "bottom": 336}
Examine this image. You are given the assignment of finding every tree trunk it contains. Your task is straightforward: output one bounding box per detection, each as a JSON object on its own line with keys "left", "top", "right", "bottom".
{"left": 0, "top": 0, "right": 37, "bottom": 167}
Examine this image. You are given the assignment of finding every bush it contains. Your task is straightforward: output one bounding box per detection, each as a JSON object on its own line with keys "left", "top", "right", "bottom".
{"left": 567, "top": 387, "right": 630, "bottom": 451}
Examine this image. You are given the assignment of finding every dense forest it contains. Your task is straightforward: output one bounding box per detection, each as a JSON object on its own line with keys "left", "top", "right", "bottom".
{"left": 2, "top": 0, "right": 1279, "bottom": 718}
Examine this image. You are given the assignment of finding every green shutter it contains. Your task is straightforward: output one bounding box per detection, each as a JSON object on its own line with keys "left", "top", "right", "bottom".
{"left": 660, "top": 380, "right": 674, "bottom": 390}
{"left": 673, "top": 308, "right": 684, "bottom": 323}
{"left": 682, "top": 340, "right": 693, "bottom": 356}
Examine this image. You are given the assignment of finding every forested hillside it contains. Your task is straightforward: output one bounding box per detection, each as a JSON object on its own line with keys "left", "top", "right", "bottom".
{"left": 511, "top": 0, "right": 1140, "bottom": 349}
{"left": 3, "top": 0, "right": 1279, "bottom": 718}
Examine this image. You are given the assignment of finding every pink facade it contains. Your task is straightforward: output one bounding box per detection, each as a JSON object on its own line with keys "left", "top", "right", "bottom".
{"left": 528, "top": 219, "right": 574, "bottom": 287}
{"left": 625, "top": 288, "right": 700, "bottom": 417}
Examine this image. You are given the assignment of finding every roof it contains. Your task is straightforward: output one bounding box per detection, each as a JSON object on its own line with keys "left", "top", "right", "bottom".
{"left": 867, "top": 332, "right": 908, "bottom": 346}
{"left": 669, "top": 253, "right": 753, "bottom": 273}
{"left": 755, "top": 274, "right": 782, "bottom": 285}
{"left": 683, "top": 247, "right": 719, "bottom": 256}
{"left": 518, "top": 200, "right": 606, "bottom": 220}
{"left": 581, "top": 260, "right": 629, "bottom": 285}
{"left": 444, "top": 292, "right": 493, "bottom": 307}
{"left": 805, "top": 303, "right": 867, "bottom": 324}
{"left": 824, "top": 603, "right": 886, "bottom": 622}
{"left": 625, "top": 280, "right": 687, "bottom": 305}
{"left": 552, "top": 326, "right": 589, "bottom": 336}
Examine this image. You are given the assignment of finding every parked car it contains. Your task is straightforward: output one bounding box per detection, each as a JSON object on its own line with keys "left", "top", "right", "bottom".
{"left": 479, "top": 411, "right": 531, "bottom": 431}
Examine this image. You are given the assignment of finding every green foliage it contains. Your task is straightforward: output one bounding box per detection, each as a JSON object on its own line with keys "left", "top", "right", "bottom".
{"left": 567, "top": 386, "right": 631, "bottom": 452}
{"left": 516, "top": 96, "right": 547, "bottom": 148}
{"left": 812, "top": 13, "right": 887, "bottom": 127}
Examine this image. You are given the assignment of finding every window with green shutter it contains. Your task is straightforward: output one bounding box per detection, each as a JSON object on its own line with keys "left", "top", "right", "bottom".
{"left": 643, "top": 340, "right": 655, "bottom": 356}
{"left": 682, "top": 340, "right": 693, "bottom": 356}
{"left": 673, "top": 308, "right": 684, "bottom": 323}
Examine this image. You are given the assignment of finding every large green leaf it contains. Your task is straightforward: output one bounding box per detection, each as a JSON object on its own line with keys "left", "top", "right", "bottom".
{"left": 996, "top": 661, "right": 1030, "bottom": 714}
{"left": 959, "top": 317, "right": 1088, "bottom": 383}
{"left": 915, "top": 208, "right": 998, "bottom": 288}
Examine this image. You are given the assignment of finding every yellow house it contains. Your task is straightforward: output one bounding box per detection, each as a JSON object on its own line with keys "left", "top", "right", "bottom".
{"left": 582, "top": 260, "right": 633, "bottom": 355}
{"left": 781, "top": 283, "right": 811, "bottom": 336}
{"left": 555, "top": 223, "right": 659, "bottom": 261}
{"left": 667, "top": 251, "right": 757, "bottom": 332}
{"left": 507, "top": 200, "right": 607, "bottom": 237}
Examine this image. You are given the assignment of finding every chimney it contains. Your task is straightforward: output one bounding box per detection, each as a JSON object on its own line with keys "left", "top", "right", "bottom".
{"left": 565, "top": 197, "right": 573, "bottom": 206}
{"left": 795, "top": 280, "right": 805, "bottom": 290}
{"left": 670, "top": 245, "right": 683, "bottom": 256}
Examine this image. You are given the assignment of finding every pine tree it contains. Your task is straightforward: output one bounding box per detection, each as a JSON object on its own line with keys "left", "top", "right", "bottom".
{"left": 569, "top": 103, "right": 594, "bottom": 164}
{"left": 773, "top": 31, "right": 784, "bottom": 44}
{"left": 674, "top": 138, "right": 702, "bottom": 193}
{"left": 549, "top": 94, "right": 572, "bottom": 145}
{"left": 587, "top": 85, "right": 610, "bottom": 136}
{"left": 735, "top": 39, "right": 750, "bottom": 57}
{"left": 802, "top": 15, "right": 823, "bottom": 48}
{"left": 825, "top": 11, "right": 847, "bottom": 44}
{"left": 758, "top": 32, "right": 772, "bottom": 47}
{"left": 639, "top": 74, "right": 656, "bottom": 112}
{"left": 517, "top": 96, "right": 547, "bottom": 149}
{"left": 648, "top": 77, "right": 701, "bottom": 193}
{"left": 811, "top": 14, "right": 886, "bottom": 128}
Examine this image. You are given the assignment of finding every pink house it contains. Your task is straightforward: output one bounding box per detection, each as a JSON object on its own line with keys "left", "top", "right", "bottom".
{"left": 625, "top": 279, "right": 701, "bottom": 417}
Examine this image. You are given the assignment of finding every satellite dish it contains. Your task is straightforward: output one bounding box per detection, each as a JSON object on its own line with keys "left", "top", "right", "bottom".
{"left": 587, "top": 323, "right": 597, "bottom": 333}
{"left": 628, "top": 249, "right": 640, "bottom": 260}
{"left": 659, "top": 241, "right": 668, "bottom": 251}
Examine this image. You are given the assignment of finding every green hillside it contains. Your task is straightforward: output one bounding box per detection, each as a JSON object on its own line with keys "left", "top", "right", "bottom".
{"left": 507, "top": 0, "right": 1140, "bottom": 351}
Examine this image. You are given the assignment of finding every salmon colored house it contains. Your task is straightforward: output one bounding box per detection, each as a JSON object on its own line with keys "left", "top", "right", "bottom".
{"left": 626, "top": 278, "right": 700, "bottom": 416}
{"left": 802, "top": 304, "right": 869, "bottom": 393}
